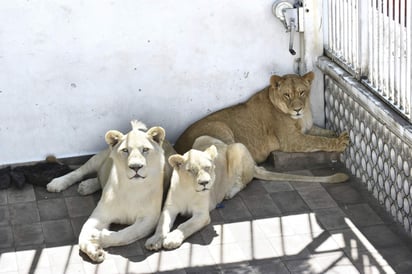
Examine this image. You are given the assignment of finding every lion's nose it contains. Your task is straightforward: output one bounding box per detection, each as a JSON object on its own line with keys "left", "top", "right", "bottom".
{"left": 199, "top": 181, "right": 209, "bottom": 187}
{"left": 129, "top": 164, "right": 143, "bottom": 172}
{"left": 294, "top": 107, "right": 302, "bottom": 113}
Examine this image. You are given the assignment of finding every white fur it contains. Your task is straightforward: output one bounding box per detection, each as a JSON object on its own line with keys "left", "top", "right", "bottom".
{"left": 47, "top": 120, "right": 167, "bottom": 262}
{"left": 145, "top": 135, "right": 349, "bottom": 251}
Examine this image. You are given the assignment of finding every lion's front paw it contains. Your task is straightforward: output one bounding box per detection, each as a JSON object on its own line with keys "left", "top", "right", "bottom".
{"left": 145, "top": 234, "right": 164, "bottom": 251}
{"left": 162, "top": 230, "right": 184, "bottom": 250}
{"left": 79, "top": 241, "right": 106, "bottom": 263}
{"left": 46, "top": 178, "right": 68, "bottom": 192}
{"left": 335, "top": 131, "right": 350, "bottom": 151}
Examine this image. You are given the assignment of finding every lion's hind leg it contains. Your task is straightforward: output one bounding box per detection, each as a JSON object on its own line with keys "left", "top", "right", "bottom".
{"left": 224, "top": 143, "right": 255, "bottom": 200}
{"left": 175, "top": 121, "right": 235, "bottom": 153}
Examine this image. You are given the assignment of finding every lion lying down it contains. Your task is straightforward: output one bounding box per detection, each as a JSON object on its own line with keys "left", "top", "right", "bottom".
{"left": 145, "top": 136, "right": 348, "bottom": 251}
{"left": 174, "top": 72, "right": 349, "bottom": 164}
{"left": 47, "top": 120, "right": 174, "bottom": 262}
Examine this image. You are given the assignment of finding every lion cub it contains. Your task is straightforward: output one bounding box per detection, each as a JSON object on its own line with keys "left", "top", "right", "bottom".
{"left": 145, "top": 136, "right": 348, "bottom": 251}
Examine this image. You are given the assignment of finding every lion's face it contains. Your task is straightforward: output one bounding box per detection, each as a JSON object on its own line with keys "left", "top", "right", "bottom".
{"left": 169, "top": 145, "right": 218, "bottom": 193}
{"left": 269, "top": 72, "right": 314, "bottom": 119}
{"left": 105, "top": 121, "right": 165, "bottom": 182}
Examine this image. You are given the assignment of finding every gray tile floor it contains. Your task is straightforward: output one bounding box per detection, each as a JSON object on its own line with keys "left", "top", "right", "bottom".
{"left": 1, "top": 163, "right": 412, "bottom": 274}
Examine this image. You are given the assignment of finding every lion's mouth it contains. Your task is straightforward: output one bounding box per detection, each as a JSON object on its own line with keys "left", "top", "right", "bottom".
{"left": 196, "top": 187, "right": 210, "bottom": 192}
{"left": 129, "top": 173, "right": 146, "bottom": 180}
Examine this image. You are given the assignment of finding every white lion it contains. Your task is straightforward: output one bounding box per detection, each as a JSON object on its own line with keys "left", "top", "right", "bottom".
{"left": 145, "top": 135, "right": 348, "bottom": 250}
{"left": 47, "top": 120, "right": 173, "bottom": 262}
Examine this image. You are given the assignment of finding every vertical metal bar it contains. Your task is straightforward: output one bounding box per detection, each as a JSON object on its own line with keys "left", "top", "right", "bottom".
{"left": 343, "top": 0, "right": 348, "bottom": 62}
{"left": 377, "top": 0, "right": 383, "bottom": 96}
{"left": 389, "top": 0, "right": 395, "bottom": 101}
{"left": 326, "top": 0, "right": 331, "bottom": 51}
{"left": 400, "top": 0, "right": 406, "bottom": 111}
{"left": 382, "top": 0, "right": 389, "bottom": 97}
{"left": 352, "top": 0, "right": 359, "bottom": 71}
{"left": 372, "top": 0, "right": 378, "bottom": 88}
{"left": 407, "top": 0, "right": 412, "bottom": 118}
{"left": 394, "top": 0, "right": 400, "bottom": 106}
{"left": 359, "top": 0, "right": 369, "bottom": 77}
{"left": 330, "top": 0, "right": 335, "bottom": 53}
{"left": 367, "top": 0, "right": 372, "bottom": 81}
{"left": 336, "top": 0, "right": 341, "bottom": 56}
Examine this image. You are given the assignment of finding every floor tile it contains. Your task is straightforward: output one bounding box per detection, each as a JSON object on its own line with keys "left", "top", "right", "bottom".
{"left": 0, "top": 250, "right": 18, "bottom": 273}
{"left": 13, "top": 223, "right": 44, "bottom": 247}
{"left": 241, "top": 193, "right": 282, "bottom": 218}
{"left": 45, "top": 245, "right": 84, "bottom": 266}
{"left": 38, "top": 198, "right": 69, "bottom": 221}
{"left": 218, "top": 196, "right": 252, "bottom": 222}
{"left": 7, "top": 184, "right": 35, "bottom": 204}
{"left": 260, "top": 180, "right": 294, "bottom": 193}
{"left": 42, "top": 219, "right": 76, "bottom": 246}
{"left": 297, "top": 186, "right": 339, "bottom": 210}
{"left": 207, "top": 242, "right": 249, "bottom": 265}
{"left": 314, "top": 207, "right": 349, "bottom": 230}
{"left": 33, "top": 185, "right": 63, "bottom": 200}
{"left": 15, "top": 247, "right": 51, "bottom": 273}
{"left": 270, "top": 191, "right": 310, "bottom": 214}
{"left": 209, "top": 207, "right": 225, "bottom": 224}
{"left": 65, "top": 196, "right": 96, "bottom": 218}
{"left": 175, "top": 244, "right": 216, "bottom": 268}
{"left": 238, "top": 180, "right": 268, "bottom": 198}
{"left": 324, "top": 182, "right": 366, "bottom": 205}
{"left": 70, "top": 216, "right": 88, "bottom": 237}
{"left": 249, "top": 259, "right": 290, "bottom": 274}
{"left": 379, "top": 246, "right": 412, "bottom": 273}
{"left": 360, "top": 224, "right": 405, "bottom": 249}
{"left": 342, "top": 203, "right": 384, "bottom": 227}
{"left": 0, "top": 205, "right": 10, "bottom": 226}
{"left": 0, "top": 226, "right": 14, "bottom": 248}
{"left": 9, "top": 201, "right": 40, "bottom": 225}
{"left": 113, "top": 255, "right": 153, "bottom": 274}
{"left": 0, "top": 190, "right": 7, "bottom": 205}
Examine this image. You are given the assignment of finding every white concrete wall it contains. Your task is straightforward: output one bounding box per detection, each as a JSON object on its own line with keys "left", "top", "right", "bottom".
{"left": 0, "top": 0, "right": 319, "bottom": 165}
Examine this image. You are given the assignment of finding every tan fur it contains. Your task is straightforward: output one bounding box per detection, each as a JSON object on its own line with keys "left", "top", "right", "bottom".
{"left": 47, "top": 120, "right": 174, "bottom": 262}
{"left": 174, "top": 72, "right": 349, "bottom": 163}
{"left": 145, "top": 135, "right": 348, "bottom": 251}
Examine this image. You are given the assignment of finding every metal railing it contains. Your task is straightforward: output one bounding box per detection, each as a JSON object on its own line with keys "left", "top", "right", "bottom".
{"left": 324, "top": 0, "right": 411, "bottom": 121}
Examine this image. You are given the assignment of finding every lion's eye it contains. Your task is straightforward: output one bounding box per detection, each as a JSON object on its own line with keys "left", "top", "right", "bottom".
{"left": 121, "top": 148, "right": 129, "bottom": 154}
{"left": 203, "top": 166, "right": 211, "bottom": 172}
{"left": 142, "top": 147, "right": 149, "bottom": 154}
{"left": 283, "top": 94, "right": 290, "bottom": 100}
{"left": 299, "top": 91, "right": 305, "bottom": 97}
{"left": 187, "top": 168, "right": 196, "bottom": 174}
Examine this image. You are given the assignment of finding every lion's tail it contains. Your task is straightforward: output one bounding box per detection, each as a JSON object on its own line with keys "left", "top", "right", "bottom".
{"left": 253, "top": 166, "right": 349, "bottom": 183}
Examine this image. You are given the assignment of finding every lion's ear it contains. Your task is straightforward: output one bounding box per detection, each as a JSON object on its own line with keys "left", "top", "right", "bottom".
{"left": 168, "top": 154, "right": 185, "bottom": 169}
{"left": 270, "top": 75, "right": 282, "bottom": 88}
{"left": 147, "top": 126, "right": 165, "bottom": 145}
{"left": 105, "top": 130, "right": 124, "bottom": 147}
{"left": 302, "top": 71, "right": 315, "bottom": 84}
{"left": 205, "top": 145, "right": 218, "bottom": 160}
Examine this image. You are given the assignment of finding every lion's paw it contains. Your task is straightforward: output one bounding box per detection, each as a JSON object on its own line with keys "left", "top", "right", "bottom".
{"left": 162, "top": 230, "right": 184, "bottom": 250}
{"left": 335, "top": 131, "right": 350, "bottom": 151}
{"left": 145, "top": 234, "right": 164, "bottom": 251}
{"left": 46, "top": 178, "right": 68, "bottom": 193}
{"left": 79, "top": 241, "right": 106, "bottom": 263}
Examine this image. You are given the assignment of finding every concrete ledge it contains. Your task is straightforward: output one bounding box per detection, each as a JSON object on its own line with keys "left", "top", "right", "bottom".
{"left": 269, "top": 151, "right": 341, "bottom": 171}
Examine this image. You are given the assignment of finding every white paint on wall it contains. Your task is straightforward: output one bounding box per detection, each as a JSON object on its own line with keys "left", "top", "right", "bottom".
{"left": 0, "top": 0, "right": 321, "bottom": 165}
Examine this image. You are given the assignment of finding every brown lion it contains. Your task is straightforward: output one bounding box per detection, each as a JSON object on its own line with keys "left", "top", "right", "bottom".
{"left": 174, "top": 72, "right": 349, "bottom": 163}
